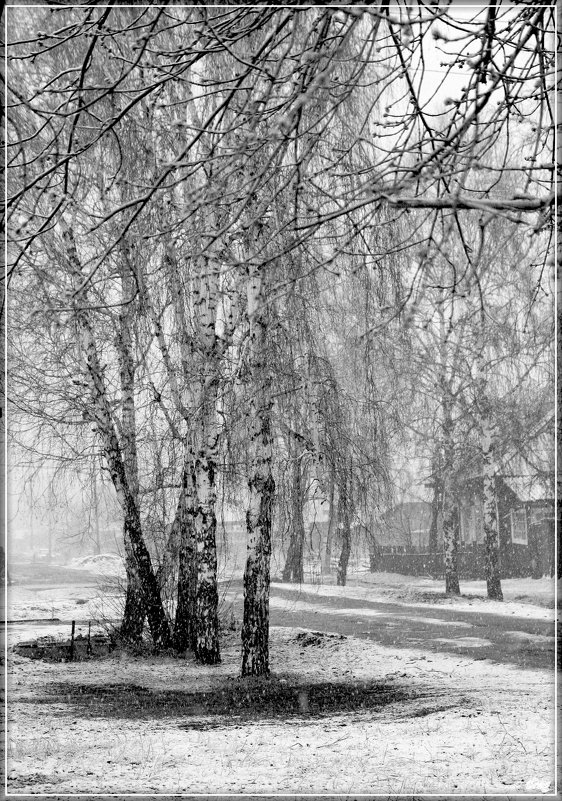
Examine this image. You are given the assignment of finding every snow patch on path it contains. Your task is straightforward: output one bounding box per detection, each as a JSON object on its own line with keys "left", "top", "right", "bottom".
{"left": 401, "top": 615, "right": 472, "bottom": 628}
{"left": 432, "top": 636, "right": 494, "bottom": 648}
{"left": 270, "top": 596, "right": 387, "bottom": 619}
{"left": 502, "top": 631, "right": 554, "bottom": 644}
{"left": 273, "top": 576, "right": 555, "bottom": 621}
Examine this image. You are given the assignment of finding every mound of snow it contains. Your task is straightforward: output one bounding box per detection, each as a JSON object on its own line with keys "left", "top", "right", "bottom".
{"left": 69, "top": 553, "right": 125, "bottom": 577}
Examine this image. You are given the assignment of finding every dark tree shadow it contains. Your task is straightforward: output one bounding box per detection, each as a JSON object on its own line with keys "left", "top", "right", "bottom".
{"left": 28, "top": 676, "right": 458, "bottom": 729}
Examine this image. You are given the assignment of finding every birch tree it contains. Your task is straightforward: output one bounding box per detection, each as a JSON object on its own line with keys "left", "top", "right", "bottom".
{"left": 241, "top": 242, "right": 275, "bottom": 677}
{"left": 115, "top": 247, "right": 146, "bottom": 640}
{"left": 6, "top": 2, "right": 554, "bottom": 669}
{"left": 60, "top": 215, "right": 171, "bottom": 648}
{"left": 189, "top": 233, "right": 222, "bottom": 663}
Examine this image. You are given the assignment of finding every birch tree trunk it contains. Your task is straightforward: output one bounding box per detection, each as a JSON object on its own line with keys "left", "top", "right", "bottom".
{"left": 192, "top": 411, "right": 221, "bottom": 663}
{"left": 119, "top": 483, "right": 171, "bottom": 648}
{"left": 191, "top": 250, "right": 221, "bottom": 664}
{"left": 154, "top": 248, "right": 199, "bottom": 647}
{"left": 435, "top": 284, "right": 461, "bottom": 596}
{"left": 121, "top": 534, "right": 145, "bottom": 643}
{"left": 442, "top": 485, "right": 460, "bottom": 595}
{"left": 61, "top": 219, "right": 171, "bottom": 649}
{"left": 322, "top": 473, "right": 336, "bottom": 575}
{"left": 441, "top": 462, "right": 460, "bottom": 594}
{"left": 440, "top": 390, "right": 460, "bottom": 595}
{"left": 336, "top": 472, "right": 352, "bottom": 587}
{"left": 481, "top": 399, "right": 503, "bottom": 600}
{"left": 92, "top": 475, "right": 101, "bottom": 555}
{"left": 173, "top": 469, "right": 198, "bottom": 652}
{"left": 282, "top": 453, "right": 306, "bottom": 583}
{"left": 428, "top": 469, "right": 442, "bottom": 555}
{"left": 116, "top": 251, "right": 146, "bottom": 642}
{"left": 241, "top": 260, "right": 275, "bottom": 677}
{"left": 476, "top": 306, "right": 503, "bottom": 600}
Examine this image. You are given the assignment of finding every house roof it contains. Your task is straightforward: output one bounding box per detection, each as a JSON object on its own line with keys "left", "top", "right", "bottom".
{"left": 500, "top": 412, "right": 554, "bottom": 466}
{"left": 502, "top": 475, "right": 553, "bottom": 503}
{"left": 383, "top": 501, "right": 432, "bottom": 527}
{"left": 463, "top": 414, "right": 555, "bottom": 490}
{"left": 498, "top": 423, "right": 554, "bottom": 504}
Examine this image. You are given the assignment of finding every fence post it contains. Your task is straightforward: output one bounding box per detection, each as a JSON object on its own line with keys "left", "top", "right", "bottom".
{"left": 69, "top": 620, "right": 76, "bottom": 662}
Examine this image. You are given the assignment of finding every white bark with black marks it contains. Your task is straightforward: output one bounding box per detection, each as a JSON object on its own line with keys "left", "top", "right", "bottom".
{"left": 60, "top": 217, "right": 171, "bottom": 649}
{"left": 336, "top": 471, "right": 352, "bottom": 587}
{"left": 172, "top": 467, "right": 198, "bottom": 652}
{"left": 482, "top": 403, "right": 503, "bottom": 601}
{"left": 282, "top": 449, "right": 306, "bottom": 583}
{"left": 116, "top": 251, "right": 146, "bottom": 642}
{"left": 191, "top": 248, "right": 221, "bottom": 665}
{"left": 442, "top": 487, "right": 460, "bottom": 595}
{"left": 241, "top": 260, "right": 275, "bottom": 677}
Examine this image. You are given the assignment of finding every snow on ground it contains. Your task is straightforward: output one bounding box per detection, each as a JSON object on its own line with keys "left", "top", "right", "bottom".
{"left": 272, "top": 571, "right": 556, "bottom": 621}
{"left": 6, "top": 625, "right": 555, "bottom": 795}
{"left": 354, "top": 570, "right": 555, "bottom": 605}
{"left": 5, "top": 568, "right": 557, "bottom": 795}
{"left": 6, "top": 581, "right": 123, "bottom": 628}
{"left": 68, "top": 553, "right": 126, "bottom": 577}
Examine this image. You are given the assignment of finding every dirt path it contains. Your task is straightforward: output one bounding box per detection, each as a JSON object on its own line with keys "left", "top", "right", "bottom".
{"left": 223, "top": 580, "right": 556, "bottom": 671}
{"left": 6, "top": 569, "right": 556, "bottom": 671}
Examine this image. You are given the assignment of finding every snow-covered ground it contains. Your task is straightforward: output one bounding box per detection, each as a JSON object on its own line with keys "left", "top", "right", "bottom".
{"left": 5, "top": 571, "right": 556, "bottom": 795}
{"left": 68, "top": 552, "right": 126, "bottom": 578}
{"left": 7, "top": 627, "right": 555, "bottom": 794}
{"left": 272, "top": 571, "right": 556, "bottom": 621}
{"left": 7, "top": 582, "right": 122, "bottom": 620}
{"left": 353, "top": 570, "right": 556, "bottom": 605}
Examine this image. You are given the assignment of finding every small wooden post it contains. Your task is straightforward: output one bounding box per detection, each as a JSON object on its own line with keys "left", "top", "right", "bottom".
{"left": 69, "top": 620, "right": 76, "bottom": 662}
{"left": 87, "top": 621, "right": 92, "bottom": 656}
{"left": 297, "top": 689, "right": 310, "bottom": 714}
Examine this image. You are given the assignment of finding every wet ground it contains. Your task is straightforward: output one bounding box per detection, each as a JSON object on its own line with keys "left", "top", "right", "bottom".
{"left": 5, "top": 563, "right": 556, "bottom": 672}
{"left": 226, "top": 580, "right": 557, "bottom": 672}
{"left": 6, "top": 564, "right": 556, "bottom": 796}
{"left": 32, "top": 676, "right": 418, "bottom": 728}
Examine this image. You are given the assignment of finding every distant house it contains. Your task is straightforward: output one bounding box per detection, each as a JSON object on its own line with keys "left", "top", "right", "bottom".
{"left": 379, "top": 501, "right": 432, "bottom": 551}
{"left": 369, "top": 499, "right": 435, "bottom": 575}
{"left": 374, "top": 419, "right": 555, "bottom": 579}
{"left": 458, "top": 419, "right": 554, "bottom": 578}
{"left": 457, "top": 474, "right": 554, "bottom": 579}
